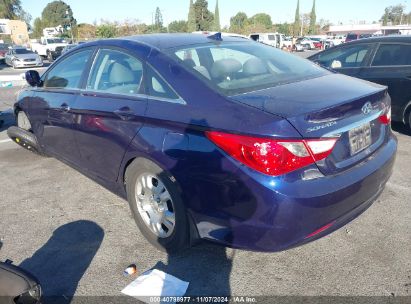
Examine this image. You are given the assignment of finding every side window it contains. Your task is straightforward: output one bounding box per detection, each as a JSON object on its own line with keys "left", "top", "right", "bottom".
{"left": 317, "top": 44, "right": 372, "bottom": 68}
{"left": 146, "top": 66, "right": 179, "bottom": 100}
{"left": 372, "top": 44, "right": 411, "bottom": 66}
{"left": 87, "top": 49, "right": 143, "bottom": 95}
{"left": 43, "top": 49, "right": 93, "bottom": 89}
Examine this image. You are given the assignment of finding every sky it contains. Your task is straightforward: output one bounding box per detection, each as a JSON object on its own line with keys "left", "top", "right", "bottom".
{"left": 21, "top": 0, "right": 409, "bottom": 27}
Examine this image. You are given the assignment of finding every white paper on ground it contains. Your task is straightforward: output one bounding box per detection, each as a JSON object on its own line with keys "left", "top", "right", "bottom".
{"left": 121, "top": 269, "right": 189, "bottom": 304}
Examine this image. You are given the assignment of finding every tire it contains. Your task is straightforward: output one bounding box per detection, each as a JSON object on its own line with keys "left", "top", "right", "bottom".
{"left": 12, "top": 60, "right": 18, "bottom": 69}
{"left": 125, "top": 158, "right": 189, "bottom": 253}
{"left": 17, "top": 111, "right": 32, "bottom": 131}
{"left": 407, "top": 110, "right": 411, "bottom": 131}
{"left": 14, "top": 111, "right": 48, "bottom": 157}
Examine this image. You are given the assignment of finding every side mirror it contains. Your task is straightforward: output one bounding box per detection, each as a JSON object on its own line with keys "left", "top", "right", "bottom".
{"left": 25, "top": 70, "right": 41, "bottom": 87}
{"left": 331, "top": 60, "right": 342, "bottom": 69}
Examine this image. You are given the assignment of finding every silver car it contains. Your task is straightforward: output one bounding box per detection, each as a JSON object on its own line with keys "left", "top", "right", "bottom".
{"left": 5, "top": 48, "right": 43, "bottom": 69}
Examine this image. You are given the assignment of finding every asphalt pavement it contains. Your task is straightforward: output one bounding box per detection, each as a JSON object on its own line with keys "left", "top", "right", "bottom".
{"left": 0, "top": 52, "right": 410, "bottom": 300}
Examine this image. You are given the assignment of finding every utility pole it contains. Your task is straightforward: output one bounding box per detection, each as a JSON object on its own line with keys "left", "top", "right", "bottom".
{"left": 66, "top": 10, "right": 74, "bottom": 42}
{"left": 301, "top": 16, "right": 303, "bottom": 36}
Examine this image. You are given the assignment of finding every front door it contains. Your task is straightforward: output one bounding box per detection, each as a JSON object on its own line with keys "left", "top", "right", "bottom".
{"left": 359, "top": 42, "right": 411, "bottom": 122}
{"left": 313, "top": 43, "right": 375, "bottom": 78}
{"left": 72, "top": 48, "right": 147, "bottom": 182}
{"left": 30, "top": 48, "right": 95, "bottom": 162}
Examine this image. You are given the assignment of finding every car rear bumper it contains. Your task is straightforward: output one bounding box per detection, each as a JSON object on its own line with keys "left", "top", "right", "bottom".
{"left": 192, "top": 135, "right": 397, "bottom": 252}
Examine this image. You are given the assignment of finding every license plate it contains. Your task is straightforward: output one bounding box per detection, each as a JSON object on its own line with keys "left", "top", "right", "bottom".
{"left": 349, "top": 122, "right": 372, "bottom": 155}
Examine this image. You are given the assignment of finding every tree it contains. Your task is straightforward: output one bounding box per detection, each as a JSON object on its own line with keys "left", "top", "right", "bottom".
{"left": 229, "top": 12, "right": 248, "bottom": 34}
{"left": 275, "top": 23, "right": 293, "bottom": 36}
{"left": 212, "top": 0, "right": 220, "bottom": 31}
{"left": 309, "top": 0, "right": 317, "bottom": 34}
{"left": 381, "top": 4, "right": 406, "bottom": 25}
{"left": 187, "top": 0, "right": 196, "bottom": 32}
{"left": 154, "top": 7, "right": 163, "bottom": 29}
{"left": 249, "top": 13, "right": 272, "bottom": 30}
{"left": 168, "top": 20, "right": 188, "bottom": 33}
{"left": 77, "top": 23, "right": 96, "bottom": 39}
{"left": 293, "top": 0, "right": 300, "bottom": 36}
{"left": 0, "top": 0, "right": 31, "bottom": 29}
{"left": 96, "top": 23, "right": 117, "bottom": 38}
{"left": 41, "top": 1, "right": 76, "bottom": 28}
{"left": 32, "top": 17, "right": 43, "bottom": 38}
{"left": 0, "top": 0, "right": 22, "bottom": 19}
{"left": 193, "top": 0, "right": 214, "bottom": 31}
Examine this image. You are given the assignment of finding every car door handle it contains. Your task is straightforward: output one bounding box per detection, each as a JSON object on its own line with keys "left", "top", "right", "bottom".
{"left": 114, "top": 107, "right": 134, "bottom": 121}
{"left": 59, "top": 103, "right": 71, "bottom": 112}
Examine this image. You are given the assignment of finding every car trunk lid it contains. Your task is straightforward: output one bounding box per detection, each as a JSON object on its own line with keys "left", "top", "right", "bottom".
{"left": 230, "top": 74, "right": 391, "bottom": 175}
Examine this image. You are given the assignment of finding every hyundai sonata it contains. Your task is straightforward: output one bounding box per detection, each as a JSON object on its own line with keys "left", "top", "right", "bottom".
{"left": 8, "top": 34, "right": 397, "bottom": 252}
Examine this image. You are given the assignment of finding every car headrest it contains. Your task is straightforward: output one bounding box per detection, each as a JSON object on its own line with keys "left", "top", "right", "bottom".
{"left": 109, "top": 62, "right": 134, "bottom": 84}
{"left": 211, "top": 59, "right": 242, "bottom": 79}
{"left": 243, "top": 58, "right": 268, "bottom": 76}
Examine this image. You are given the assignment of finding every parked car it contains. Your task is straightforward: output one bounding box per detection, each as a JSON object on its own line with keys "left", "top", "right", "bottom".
{"left": 307, "top": 37, "right": 324, "bottom": 49}
{"left": 9, "top": 34, "right": 396, "bottom": 253}
{"left": 296, "top": 37, "right": 316, "bottom": 50}
{"left": 0, "top": 241, "right": 42, "bottom": 304}
{"left": 345, "top": 33, "right": 373, "bottom": 43}
{"left": 308, "top": 35, "right": 411, "bottom": 128}
{"left": 31, "top": 37, "right": 67, "bottom": 62}
{"left": 61, "top": 43, "right": 79, "bottom": 54}
{"left": 193, "top": 31, "right": 250, "bottom": 40}
{"left": 4, "top": 47, "right": 43, "bottom": 69}
{"left": 0, "top": 43, "right": 11, "bottom": 63}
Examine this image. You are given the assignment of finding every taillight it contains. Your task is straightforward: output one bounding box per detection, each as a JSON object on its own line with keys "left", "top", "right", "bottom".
{"left": 206, "top": 131, "right": 338, "bottom": 176}
{"left": 379, "top": 106, "right": 391, "bottom": 125}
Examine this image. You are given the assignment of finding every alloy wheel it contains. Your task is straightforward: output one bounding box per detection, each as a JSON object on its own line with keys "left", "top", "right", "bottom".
{"left": 135, "top": 173, "right": 176, "bottom": 238}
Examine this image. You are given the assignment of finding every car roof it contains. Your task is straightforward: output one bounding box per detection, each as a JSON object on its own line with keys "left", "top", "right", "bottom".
{"left": 345, "top": 35, "right": 411, "bottom": 44}
{"left": 122, "top": 33, "right": 252, "bottom": 50}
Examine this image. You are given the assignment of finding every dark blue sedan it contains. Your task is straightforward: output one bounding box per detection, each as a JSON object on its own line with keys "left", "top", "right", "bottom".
{"left": 9, "top": 34, "right": 397, "bottom": 252}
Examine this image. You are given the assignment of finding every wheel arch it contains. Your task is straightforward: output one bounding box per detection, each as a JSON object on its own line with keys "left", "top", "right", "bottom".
{"left": 121, "top": 154, "right": 183, "bottom": 194}
{"left": 120, "top": 154, "right": 200, "bottom": 244}
{"left": 403, "top": 100, "right": 411, "bottom": 125}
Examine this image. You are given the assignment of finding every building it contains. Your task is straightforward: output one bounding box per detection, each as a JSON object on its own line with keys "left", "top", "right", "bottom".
{"left": 328, "top": 24, "right": 411, "bottom": 36}
{"left": 0, "top": 19, "right": 29, "bottom": 45}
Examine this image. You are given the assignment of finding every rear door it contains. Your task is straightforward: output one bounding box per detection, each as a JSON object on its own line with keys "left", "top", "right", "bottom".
{"left": 30, "top": 48, "right": 94, "bottom": 161}
{"left": 311, "top": 43, "right": 376, "bottom": 77}
{"left": 359, "top": 42, "right": 411, "bottom": 122}
{"left": 71, "top": 48, "right": 147, "bottom": 182}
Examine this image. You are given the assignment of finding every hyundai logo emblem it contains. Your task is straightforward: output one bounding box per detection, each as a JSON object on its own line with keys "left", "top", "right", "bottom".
{"left": 362, "top": 102, "right": 373, "bottom": 115}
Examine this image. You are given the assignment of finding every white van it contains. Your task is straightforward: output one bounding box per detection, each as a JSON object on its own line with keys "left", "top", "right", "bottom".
{"left": 249, "top": 33, "right": 292, "bottom": 49}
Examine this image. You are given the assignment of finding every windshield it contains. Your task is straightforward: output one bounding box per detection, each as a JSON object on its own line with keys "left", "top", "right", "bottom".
{"left": 47, "top": 38, "right": 64, "bottom": 44}
{"left": 14, "top": 49, "right": 33, "bottom": 54}
{"left": 169, "top": 42, "right": 327, "bottom": 96}
{"left": 0, "top": 43, "right": 10, "bottom": 50}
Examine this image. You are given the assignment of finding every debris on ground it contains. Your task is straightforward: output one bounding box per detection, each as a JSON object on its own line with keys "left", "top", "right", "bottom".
{"left": 123, "top": 264, "right": 138, "bottom": 276}
{"left": 121, "top": 269, "right": 189, "bottom": 304}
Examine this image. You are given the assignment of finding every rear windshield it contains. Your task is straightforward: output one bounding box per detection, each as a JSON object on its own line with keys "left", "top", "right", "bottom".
{"left": 14, "top": 49, "right": 33, "bottom": 54}
{"left": 168, "top": 42, "right": 327, "bottom": 96}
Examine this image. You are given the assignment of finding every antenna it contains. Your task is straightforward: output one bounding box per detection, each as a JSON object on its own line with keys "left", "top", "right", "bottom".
{"left": 207, "top": 32, "right": 223, "bottom": 41}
